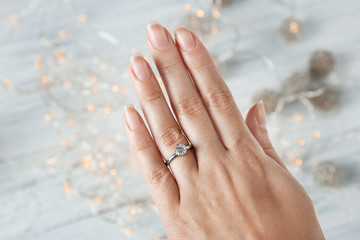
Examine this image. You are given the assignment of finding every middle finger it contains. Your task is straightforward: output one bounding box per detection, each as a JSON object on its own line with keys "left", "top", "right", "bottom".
{"left": 146, "top": 23, "right": 222, "bottom": 162}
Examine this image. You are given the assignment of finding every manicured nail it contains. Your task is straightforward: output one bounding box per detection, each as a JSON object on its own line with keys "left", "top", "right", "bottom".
{"left": 256, "top": 101, "right": 266, "bottom": 128}
{"left": 147, "top": 23, "right": 169, "bottom": 50}
{"left": 124, "top": 104, "right": 141, "bottom": 130}
{"left": 175, "top": 26, "right": 196, "bottom": 51}
{"left": 130, "top": 53, "right": 150, "bottom": 81}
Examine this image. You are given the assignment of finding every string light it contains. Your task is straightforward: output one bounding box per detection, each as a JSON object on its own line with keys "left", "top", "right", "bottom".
{"left": 42, "top": 75, "right": 50, "bottom": 84}
{"left": 104, "top": 107, "right": 112, "bottom": 114}
{"left": 212, "top": 9, "right": 220, "bottom": 18}
{"left": 61, "top": 139, "right": 68, "bottom": 146}
{"left": 110, "top": 168, "right": 117, "bottom": 175}
{"left": 59, "top": 30, "right": 67, "bottom": 37}
{"left": 34, "top": 59, "right": 43, "bottom": 69}
{"left": 184, "top": 4, "right": 192, "bottom": 11}
{"left": 78, "top": 14, "right": 86, "bottom": 23}
{"left": 196, "top": 9, "right": 205, "bottom": 18}
{"left": 87, "top": 104, "right": 96, "bottom": 112}
{"left": 44, "top": 113, "right": 52, "bottom": 121}
{"left": 112, "top": 85, "right": 120, "bottom": 92}
{"left": 125, "top": 230, "right": 132, "bottom": 236}
{"left": 129, "top": 208, "right": 137, "bottom": 215}
{"left": 313, "top": 131, "right": 321, "bottom": 138}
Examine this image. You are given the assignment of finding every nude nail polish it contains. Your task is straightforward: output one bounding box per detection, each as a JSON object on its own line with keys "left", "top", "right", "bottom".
{"left": 147, "top": 23, "right": 169, "bottom": 50}
{"left": 124, "top": 104, "right": 141, "bottom": 130}
{"left": 256, "top": 101, "right": 267, "bottom": 128}
{"left": 130, "top": 53, "right": 150, "bottom": 81}
{"left": 175, "top": 26, "right": 196, "bottom": 51}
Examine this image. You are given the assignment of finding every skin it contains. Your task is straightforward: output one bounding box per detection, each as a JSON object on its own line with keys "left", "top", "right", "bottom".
{"left": 123, "top": 23, "right": 325, "bottom": 240}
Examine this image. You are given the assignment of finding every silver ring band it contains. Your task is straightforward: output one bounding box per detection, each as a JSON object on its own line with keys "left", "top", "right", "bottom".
{"left": 165, "top": 143, "right": 193, "bottom": 166}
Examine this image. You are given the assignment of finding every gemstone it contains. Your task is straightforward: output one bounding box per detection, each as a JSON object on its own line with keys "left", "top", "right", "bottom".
{"left": 175, "top": 144, "right": 187, "bottom": 156}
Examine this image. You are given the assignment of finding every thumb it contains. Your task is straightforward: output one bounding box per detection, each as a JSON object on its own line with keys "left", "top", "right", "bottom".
{"left": 245, "top": 101, "right": 287, "bottom": 169}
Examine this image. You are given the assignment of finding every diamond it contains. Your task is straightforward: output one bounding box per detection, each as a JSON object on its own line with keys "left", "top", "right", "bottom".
{"left": 175, "top": 144, "right": 187, "bottom": 156}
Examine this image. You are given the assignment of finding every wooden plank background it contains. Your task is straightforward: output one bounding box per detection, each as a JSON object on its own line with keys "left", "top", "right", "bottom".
{"left": 1, "top": 0, "right": 360, "bottom": 239}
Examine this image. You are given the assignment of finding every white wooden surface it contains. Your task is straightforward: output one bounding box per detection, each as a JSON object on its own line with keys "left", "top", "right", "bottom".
{"left": 1, "top": 0, "right": 360, "bottom": 239}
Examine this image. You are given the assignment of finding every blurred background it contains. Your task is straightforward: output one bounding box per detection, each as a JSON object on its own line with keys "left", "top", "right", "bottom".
{"left": 1, "top": 0, "right": 360, "bottom": 239}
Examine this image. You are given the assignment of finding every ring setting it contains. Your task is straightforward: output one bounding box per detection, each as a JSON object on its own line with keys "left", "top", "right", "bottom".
{"left": 165, "top": 143, "right": 193, "bottom": 166}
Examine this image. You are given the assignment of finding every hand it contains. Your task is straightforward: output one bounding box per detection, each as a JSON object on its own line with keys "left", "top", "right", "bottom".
{"left": 123, "top": 23, "right": 324, "bottom": 240}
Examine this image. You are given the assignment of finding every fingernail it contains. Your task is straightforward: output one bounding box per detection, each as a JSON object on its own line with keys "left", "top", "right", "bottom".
{"left": 130, "top": 53, "right": 151, "bottom": 81}
{"left": 124, "top": 104, "right": 141, "bottom": 130}
{"left": 175, "top": 26, "right": 196, "bottom": 51}
{"left": 256, "top": 101, "right": 266, "bottom": 128}
{"left": 147, "top": 23, "right": 169, "bottom": 50}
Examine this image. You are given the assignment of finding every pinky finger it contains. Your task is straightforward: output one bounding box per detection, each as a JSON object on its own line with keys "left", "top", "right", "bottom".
{"left": 123, "top": 104, "right": 180, "bottom": 214}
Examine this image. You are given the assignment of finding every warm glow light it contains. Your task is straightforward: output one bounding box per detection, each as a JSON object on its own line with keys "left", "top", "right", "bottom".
{"left": 104, "top": 107, "right": 111, "bottom": 114}
{"left": 93, "top": 197, "right": 101, "bottom": 204}
{"left": 212, "top": 9, "right": 220, "bottom": 18}
{"left": 298, "top": 139, "right": 306, "bottom": 146}
{"left": 59, "top": 30, "right": 67, "bottom": 37}
{"left": 91, "top": 85, "right": 99, "bottom": 92}
{"left": 57, "top": 52, "right": 66, "bottom": 63}
{"left": 130, "top": 208, "right": 136, "bottom": 215}
{"left": 61, "top": 139, "right": 68, "bottom": 146}
{"left": 117, "top": 178, "right": 123, "bottom": 185}
{"left": 211, "top": 27, "right": 219, "bottom": 35}
{"left": 121, "top": 87, "right": 129, "bottom": 95}
{"left": 47, "top": 158, "right": 56, "bottom": 164}
{"left": 64, "top": 183, "right": 72, "bottom": 193}
{"left": 42, "top": 75, "right": 50, "bottom": 84}
{"left": 44, "top": 113, "right": 52, "bottom": 121}
{"left": 110, "top": 168, "right": 117, "bottom": 175}
{"left": 78, "top": 14, "right": 86, "bottom": 23}
{"left": 289, "top": 21, "right": 299, "bottom": 34}
{"left": 295, "top": 159, "right": 303, "bottom": 166}
{"left": 2, "top": 79, "right": 12, "bottom": 87}
{"left": 98, "top": 161, "right": 106, "bottom": 168}
{"left": 184, "top": 4, "right": 192, "bottom": 11}
{"left": 8, "top": 16, "right": 18, "bottom": 25}
{"left": 313, "top": 131, "right": 321, "bottom": 138}
{"left": 87, "top": 104, "right": 95, "bottom": 112}
{"left": 130, "top": 157, "right": 136, "bottom": 163}
{"left": 66, "top": 119, "right": 75, "bottom": 126}
{"left": 64, "top": 81, "right": 72, "bottom": 88}
{"left": 125, "top": 230, "right": 132, "bottom": 236}
{"left": 293, "top": 113, "right": 303, "bottom": 122}
{"left": 196, "top": 9, "right": 205, "bottom": 18}
{"left": 89, "top": 75, "right": 97, "bottom": 82}
{"left": 289, "top": 153, "right": 297, "bottom": 162}
{"left": 112, "top": 85, "right": 120, "bottom": 92}
{"left": 34, "top": 59, "right": 43, "bottom": 69}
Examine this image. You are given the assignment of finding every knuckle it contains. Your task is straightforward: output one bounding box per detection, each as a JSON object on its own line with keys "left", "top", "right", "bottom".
{"left": 158, "top": 126, "right": 184, "bottom": 147}
{"left": 159, "top": 58, "right": 183, "bottom": 73}
{"left": 132, "top": 141, "right": 153, "bottom": 155}
{"left": 145, "top": 167, "right": 171, "bottom": 186}
{"left": 141, "top": 91, "right": 163, "bottom": 106}
{"left": 191, "top": 55, "right": 215, "bottom": 73}
{"left": 177, "top": 95, "right": 203, "bottom": 117}
{"left": 207, "top": 88, "right": 234, "bottom": 112}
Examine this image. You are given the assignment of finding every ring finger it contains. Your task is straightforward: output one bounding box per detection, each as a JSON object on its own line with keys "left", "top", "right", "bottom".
{"left": 129, "top": 54, "right": 197, "bottom": 186}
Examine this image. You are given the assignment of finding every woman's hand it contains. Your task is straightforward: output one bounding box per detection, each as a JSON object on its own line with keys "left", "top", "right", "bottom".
{"left": 123, "top": 23, "right": 324, "bottom": 239}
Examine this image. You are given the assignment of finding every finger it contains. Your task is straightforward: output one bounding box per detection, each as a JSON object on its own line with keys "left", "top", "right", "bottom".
{"left": 123, "top": 104, "right": 180, "bottom": 215}
{"left": 174, "top": 26, "right": 251, "bottom": 150}
{"left": 245, "top": 101, "right": 288, "bottom": 170}
{"left": 145, "top": 23, "right": 222, "bottom": 160}
{"left": 129, "top": 54, "right": 197, "bottom": 185}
